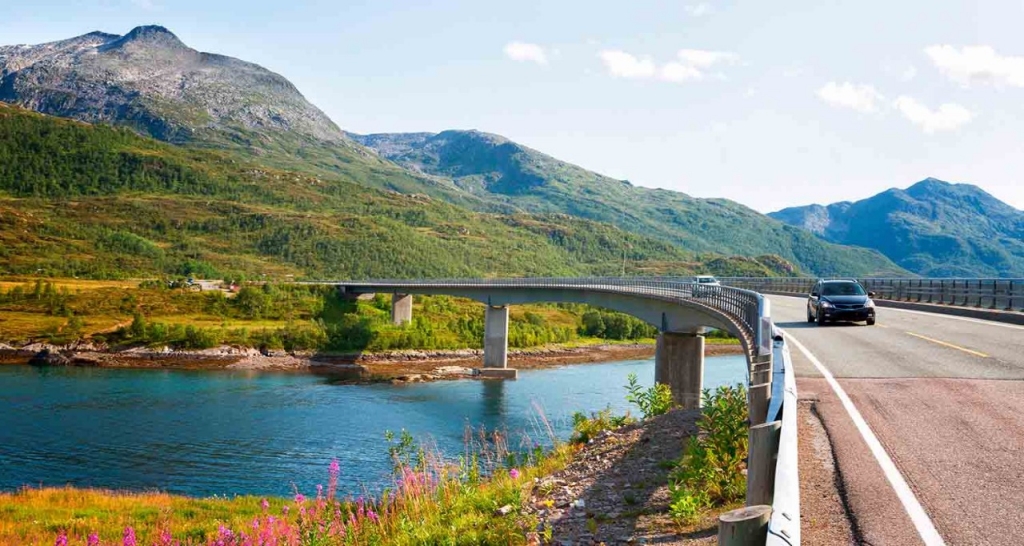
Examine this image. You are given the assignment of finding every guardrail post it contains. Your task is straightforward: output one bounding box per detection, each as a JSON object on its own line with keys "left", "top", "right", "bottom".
{"left": 718, "top": 505, "right": 771, "bottom": 546}
{"left": 749, "top": 383, "right": 771, "bottom": 425}
{"left": 747, "top": 420, "right": 781, "bottom": 506}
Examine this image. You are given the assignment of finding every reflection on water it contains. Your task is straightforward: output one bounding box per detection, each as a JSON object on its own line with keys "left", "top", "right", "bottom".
{"left": 0, "top": 356, "right": 746, "bottom": 497}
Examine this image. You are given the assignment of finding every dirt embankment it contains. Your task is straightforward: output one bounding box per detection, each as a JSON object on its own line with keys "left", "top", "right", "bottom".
{"left": 526, "top": 408, "right": 726, "bottom": 544}
{"left": 0, "top": 342, "right": 743, "bottom": 383}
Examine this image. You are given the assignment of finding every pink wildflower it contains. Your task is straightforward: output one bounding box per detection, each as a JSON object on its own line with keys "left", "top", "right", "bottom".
{"left": 122, "top": 526, "right": 137, "bottom": 546}
{"left": 367, "top": 509, "right": 379, "bottom": 524}
{"left": 510, "top": 468, "right": 521, "bottom": 480}
{"left": 87, "top": 533, "right": 100, "bottom": 546}
{"left": 294, "top": 493, "right": 306, "bottom": 504}
{"left": 54, "top": 531, "right": 68, "bottom": 546}
{"left": 327, "top": 459, "right": 340, "bottom": 499}
{"left": 158, "top": 528, "right": 175, "bottom": 546}
{"left": 260, "top": 498, "right": 270, "bottom": 512}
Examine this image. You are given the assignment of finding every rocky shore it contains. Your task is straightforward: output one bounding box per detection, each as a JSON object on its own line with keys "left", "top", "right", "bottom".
{"left": 0, "top": 341, "right": 743, "bottom": 384}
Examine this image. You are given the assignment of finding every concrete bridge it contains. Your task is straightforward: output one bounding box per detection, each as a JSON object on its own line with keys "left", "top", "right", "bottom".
{"left": 312, "top": 275, "right": 1024, "bottom": 545}
{"left": 319, "top": 277, "right": 772, "bottom": 410}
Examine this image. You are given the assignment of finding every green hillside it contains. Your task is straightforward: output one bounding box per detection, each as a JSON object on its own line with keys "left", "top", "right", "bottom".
{"left": 0, "top": 103, "right": 795, "bottom": 280}
{"left": 350, "top": 130, "right": 906, "bottom": 277}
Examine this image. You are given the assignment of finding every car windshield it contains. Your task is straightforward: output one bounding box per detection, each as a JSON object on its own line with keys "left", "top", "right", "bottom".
{"left": 698, "top": 278, "right": 716, "bottom": 283}
{"left": 821, "top": 282, "right": 866, "bottom": 296}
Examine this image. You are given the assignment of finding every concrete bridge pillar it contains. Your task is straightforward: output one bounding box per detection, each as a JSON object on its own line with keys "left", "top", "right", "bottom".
{"left": 391, "top": 294, "right": 412, "bottom": 325}
{"left": 480, "top": 305, "right": 516, "bottom": 378}
{"left": 655, "top": 332, "right": 704, "bottom": 410}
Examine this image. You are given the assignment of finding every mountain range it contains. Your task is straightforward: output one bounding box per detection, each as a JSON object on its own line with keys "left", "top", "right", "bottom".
{"left": 770, "top": 179, "right": 1024, "bottom": 277}
{"left": 1, "top": 25, "right": 975, "bottom": 279}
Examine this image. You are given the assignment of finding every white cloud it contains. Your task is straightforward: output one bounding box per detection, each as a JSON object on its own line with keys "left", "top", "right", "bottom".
{"left": 902, "top": 66, "right": 917, "bottom": 81}
{"left": 925, "top": 45, "right": 1024, "bottom": 87}
{"left": 598, "top": 48, "right": 739, "bottom": 83}
{"left": 660, "top": 62, "right": 702, "bottom": 83}
{"left": 599, "top": 50, "right": 656, "bottom": 79}
{"left": 817, "top": 82, "right": 885, "bottom": 113}
{"left": 677, "top": 49, "right": 739, "bottom": 68}
{"left": 504, "top": 41, "right": 548, "bottom": 65}
{"left": 893, "top": 96, "right": 973, "bottom": 133}
{"left": 684, "top": 3, "right": 713, "bottom": 17}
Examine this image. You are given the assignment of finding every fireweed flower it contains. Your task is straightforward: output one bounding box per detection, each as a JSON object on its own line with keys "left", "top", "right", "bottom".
{"left": 122, "top": 526, "right": 137, "bottom": 546}
{"left": 327, "top": 459, "right": 341, "bottom": 499}
{"left": 87, "top": 534, "right": 100, "bottom": 546}
{"left": 294, "top": 493, "right": 305, "bottom": 504}
{"left": 510, "top": 468, "right": 521, "bottom": 480}
{"left": 260, "top": 498, "right": 270, "bottom": 512}
{"left": 54, "top": 531, "right": 68, "bottom": 546}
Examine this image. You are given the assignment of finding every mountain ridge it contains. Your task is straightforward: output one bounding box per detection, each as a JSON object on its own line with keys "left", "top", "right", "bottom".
{"left": 770, "top": 178, "right": 1024, "bottom": 277}
{"left": 350, "top": 129, "right": 905, "bottom": 276}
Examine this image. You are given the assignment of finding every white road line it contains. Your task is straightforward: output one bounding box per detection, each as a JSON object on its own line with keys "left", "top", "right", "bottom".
{"left": 784, "top": 331, "right": 946, "bottom": 546}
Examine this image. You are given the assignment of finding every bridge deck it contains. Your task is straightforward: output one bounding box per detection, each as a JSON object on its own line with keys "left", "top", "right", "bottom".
{"left": 772, "top": 294, "right": 1024, "bottom": 545}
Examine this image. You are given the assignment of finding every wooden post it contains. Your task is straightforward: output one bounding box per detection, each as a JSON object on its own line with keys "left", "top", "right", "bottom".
{"left": 747, "top": 420, "right": 782, "bottom": 506}
{"left": 718, "top": 505, "right": 772, "bottom": 546}
{"left": 748, "top": 382, "right": 771, "bottom": 425}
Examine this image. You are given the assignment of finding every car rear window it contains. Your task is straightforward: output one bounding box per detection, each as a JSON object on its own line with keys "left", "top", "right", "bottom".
{"left": 822, "top": 282, "right": 866, "bottom": 296}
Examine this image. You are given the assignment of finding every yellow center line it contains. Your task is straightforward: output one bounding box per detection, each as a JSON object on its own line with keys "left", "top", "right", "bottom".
{"left": 905, "top": 332, "right": 989, "bottom": 358}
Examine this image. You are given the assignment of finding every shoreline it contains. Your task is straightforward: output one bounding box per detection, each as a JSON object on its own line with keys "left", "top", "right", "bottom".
{"left": 0, "top": 341, "right": 744, "bottom": 383}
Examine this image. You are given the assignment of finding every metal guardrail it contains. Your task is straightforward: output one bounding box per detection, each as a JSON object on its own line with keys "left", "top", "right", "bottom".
{"left": 721, "top": 277, "right": 1024, "bottom": 312}
{"left": 766, "top": 334, "right": 799, "bottom": 546}
{"left": 322, "top": 277, "right": 768, "bottom": 353}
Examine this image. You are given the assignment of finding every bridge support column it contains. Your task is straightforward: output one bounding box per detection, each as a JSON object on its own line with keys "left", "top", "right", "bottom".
{"left": 479, "top": 305, "right": 516, "bottom": 379}
{"left": 391, "top": 294, "right": 412, "bottom": 325}
{"left": 655, "top": 332, "right": 704, "bottom": 410}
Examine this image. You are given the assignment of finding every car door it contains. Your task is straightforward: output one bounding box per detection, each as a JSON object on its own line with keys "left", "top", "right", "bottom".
{"left": 809, "top": 281, "right": 821, "bottom": 314}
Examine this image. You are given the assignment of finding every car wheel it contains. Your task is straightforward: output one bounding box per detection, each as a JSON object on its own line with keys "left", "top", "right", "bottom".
{"left": 866, "top": 317, "right": 876, "bottom": 326}
{"left": 807, "top": 309, "right": 815, "bottom": 323}
{"left": 816, "top": 309, "right": 826, "bottom": 325}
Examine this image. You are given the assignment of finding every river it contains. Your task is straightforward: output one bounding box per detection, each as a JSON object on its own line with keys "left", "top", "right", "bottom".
{"left": 0, "top": 356, "right": 746, "bottom": 498}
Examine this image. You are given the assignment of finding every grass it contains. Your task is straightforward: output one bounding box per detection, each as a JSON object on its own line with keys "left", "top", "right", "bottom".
{"left": 0, "top": 488, "right": 288, "bottom": 545}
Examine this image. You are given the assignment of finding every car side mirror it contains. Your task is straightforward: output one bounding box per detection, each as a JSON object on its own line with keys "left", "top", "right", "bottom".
{"left": 868, "top": 292, "right": 876, "bottom": 298}
{"left": 811, "top": 292, "right": 819, "bottom": 297}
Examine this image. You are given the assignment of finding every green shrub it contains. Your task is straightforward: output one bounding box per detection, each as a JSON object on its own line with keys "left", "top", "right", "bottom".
{"left": 625, "top": 372, "right": 675, "bottom": 419}
{"left": 181, "top": 325, "right": 218, "bottom": 349}
{"left": 669, "top": 384, "right": 748, "bottom": 524}
{"left": 570, "top": 408, "right": 635, "bottom": 444}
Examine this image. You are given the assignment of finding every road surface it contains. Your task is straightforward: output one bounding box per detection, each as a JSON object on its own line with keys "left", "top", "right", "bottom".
{"left": 770, "top": 295, "right": 1024, "bottom": 545}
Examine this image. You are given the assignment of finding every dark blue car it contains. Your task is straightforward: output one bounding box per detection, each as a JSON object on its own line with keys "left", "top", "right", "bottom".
{"left": 807, "top": 279, "right": 877, "bottom": 326}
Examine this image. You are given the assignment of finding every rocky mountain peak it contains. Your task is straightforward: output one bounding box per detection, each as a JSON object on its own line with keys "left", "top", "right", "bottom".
{"left": 0, "top": 25, "right": 344, "bottom": 144}
{"left": 101, "top": 25, "right": 186, "bottom": 51}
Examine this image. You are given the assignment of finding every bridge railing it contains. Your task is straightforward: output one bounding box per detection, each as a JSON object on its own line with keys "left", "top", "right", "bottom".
{"left": 720, "top": 277, "right": 1024, "bottom": 312}
{"left": 332, "top": 276, "right": 768, "bottom": 353}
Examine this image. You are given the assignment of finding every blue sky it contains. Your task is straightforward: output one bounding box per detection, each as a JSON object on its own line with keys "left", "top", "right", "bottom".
{"left": 4, "top": 0, "right": 1024, "bottom": 212}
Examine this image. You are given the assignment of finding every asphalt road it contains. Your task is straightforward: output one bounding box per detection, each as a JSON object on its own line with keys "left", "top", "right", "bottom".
{"left": 771, "top": 295, "right": 1024, "bottom": 546}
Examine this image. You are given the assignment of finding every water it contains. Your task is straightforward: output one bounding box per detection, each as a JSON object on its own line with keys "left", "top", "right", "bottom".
{"left": 0, "top": 356, "right": 745, "bottom": 498}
